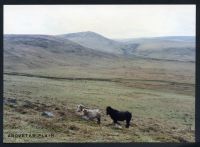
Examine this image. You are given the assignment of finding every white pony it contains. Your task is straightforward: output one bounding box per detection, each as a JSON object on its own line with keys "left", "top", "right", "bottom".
{"left": 76, "top": 104, "right": 101, "bottom": 124}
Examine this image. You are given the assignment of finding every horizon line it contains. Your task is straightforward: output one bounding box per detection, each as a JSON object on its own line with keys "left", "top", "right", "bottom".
{"left": 3, "top": 31, "right": 196, "bottom": 40}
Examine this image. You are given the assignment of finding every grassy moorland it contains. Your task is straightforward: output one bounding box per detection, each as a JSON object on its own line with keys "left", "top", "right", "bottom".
{"left": 3, "top": 57, "right": 195, "bottom": 142}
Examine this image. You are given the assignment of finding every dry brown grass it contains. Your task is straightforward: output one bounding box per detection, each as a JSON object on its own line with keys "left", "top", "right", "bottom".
{"left": 3, "top": 95, "right": 195, "bottom": 142}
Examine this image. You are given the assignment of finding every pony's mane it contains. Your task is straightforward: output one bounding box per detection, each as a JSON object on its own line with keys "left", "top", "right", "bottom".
{"left": 109, "top": 107, "right": 119, "bottom": 113}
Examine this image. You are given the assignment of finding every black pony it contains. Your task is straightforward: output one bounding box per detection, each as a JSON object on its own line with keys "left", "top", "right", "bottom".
{"left": 106, "top": 106, "right": 132, "bottom": 128}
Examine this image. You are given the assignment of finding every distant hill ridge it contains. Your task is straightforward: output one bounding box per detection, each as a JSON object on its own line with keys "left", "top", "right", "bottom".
{"left": 59, "top": 31, "right": 195, "bottom": 61}
{"left": 4, "top": 31, "right": 195, "bottom": 71}
{"left": 59, "top": 31, "right": 129, "bottom": 55}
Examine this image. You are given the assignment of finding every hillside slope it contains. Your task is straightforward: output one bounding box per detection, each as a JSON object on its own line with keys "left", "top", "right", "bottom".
{"left": 59, "top": 31, "right": 137, "bottom": 55}
{"left": 4, "top": 33, "right": 196, "bottom": 73}
{"left": 119, "top": 36, "right": 195, "bottom": 61}
{"left": 4, "top": 34, "right": 117, "bottom": 71}
{"left": 61, "top": 32, "right": 195, "bottom": 61}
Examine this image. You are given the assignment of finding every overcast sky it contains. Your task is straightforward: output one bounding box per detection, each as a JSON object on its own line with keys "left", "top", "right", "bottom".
{"left": 4, "top": 5, "right": 195, "bottom": 38}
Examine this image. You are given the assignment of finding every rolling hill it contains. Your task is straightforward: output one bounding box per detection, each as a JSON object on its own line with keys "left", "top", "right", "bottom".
{"left": 118, "top": 36, "right": 195, "bottom": 61}
{"left": 4, "top": 34, "right": 117, "bottom": 71}
{"left": 59, "top": 31, "right": 137, "bottom": 55}
{"left": 60, "top": 32, "right": 195, "bottom": 62}
{"left": 4, "top": 32, "right": 195, "bottom": 73}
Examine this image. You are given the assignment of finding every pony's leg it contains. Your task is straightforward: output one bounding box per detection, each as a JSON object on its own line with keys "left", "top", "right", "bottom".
{"left": 116, "top": 122, "right": 121, "bottom": 125}
{"left": 125, "top": 119, "right": 130, "bottom": 128}
{"left": 113, "top": 120, "right": 121, "bottom": 125}
{"left": 97, "top": 117, "right": 101, "bottom": 125}
{"left": 82, "top": 116, "right": 89, "bottom": 120}
{"left": 114, "top": 120, "right": 121, "bottom": 125}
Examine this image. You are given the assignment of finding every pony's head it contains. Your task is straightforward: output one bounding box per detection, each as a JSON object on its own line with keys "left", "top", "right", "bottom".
{"left": 106, "top": 106, "right": 112, "bottom": 115}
